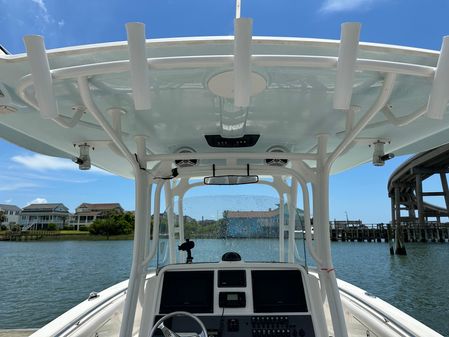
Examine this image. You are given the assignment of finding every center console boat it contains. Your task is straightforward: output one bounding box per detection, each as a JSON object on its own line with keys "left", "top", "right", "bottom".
{"left": 1, "top": 4, "right": 447, "bottom": 336}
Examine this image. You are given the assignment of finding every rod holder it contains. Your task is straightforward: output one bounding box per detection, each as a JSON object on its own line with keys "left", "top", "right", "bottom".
{"left": 126, "top": 22, "right": 152, "bottom": 110}
{"left": 427, "top": 36, "right": 449, "bottom": 119}
{"left": 333, "top": 22, "right": 361, "bottom": 110}
{"left": 234, "top": 18, "right": 252, "bottom": 108}
{"left": 23, "top": 35, "right": 58, "bottom": 119}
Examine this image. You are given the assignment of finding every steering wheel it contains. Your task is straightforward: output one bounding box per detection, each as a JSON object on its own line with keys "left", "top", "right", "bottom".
{"left": 149, "top": 311, "right": 208, "bottom": 337}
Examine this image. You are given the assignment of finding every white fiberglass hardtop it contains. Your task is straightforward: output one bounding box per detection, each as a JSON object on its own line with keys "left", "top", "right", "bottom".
{"left": 0, "top": 13, "right": 447, "bottom": 337}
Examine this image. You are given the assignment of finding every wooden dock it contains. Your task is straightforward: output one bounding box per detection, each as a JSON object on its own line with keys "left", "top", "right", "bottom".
{"left": 330, "top": 223, "right": 388, "bottom": 242}
{"left": 328, "top": 222, "right": 449, "bottom": 243}
{"left": 0, "top": 230, "right": 61, "bottom": 241}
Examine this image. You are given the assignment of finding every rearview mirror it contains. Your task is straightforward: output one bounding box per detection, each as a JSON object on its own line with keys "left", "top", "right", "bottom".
{"left": 204, "top": 175, "right": 259, "bottom": 185}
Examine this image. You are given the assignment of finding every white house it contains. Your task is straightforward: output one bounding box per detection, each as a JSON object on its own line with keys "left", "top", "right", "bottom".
{"left": 0, "top": 204, "right": 21, "bottom": 228}
{"left": 20, "top": 203, "right": 70, "bottom": 230}
{"left": 70, "top": 203, "right": 124, "bottom": 229}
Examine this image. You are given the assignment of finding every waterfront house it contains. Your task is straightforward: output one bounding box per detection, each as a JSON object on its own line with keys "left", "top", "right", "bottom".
{"left": 225, "top": 207, "right": 304, "bottom": 238}
{"left": 225, "top": 209, "right": 280, "bottom": 238}
{"left": 20, "top": 203, "right": 70, "bottom": 230}
{"left": 71, "top": 203, "right": 124, "bottom": 229}
{"left": 0, "top": 204, "right": 21, "bottom": 228}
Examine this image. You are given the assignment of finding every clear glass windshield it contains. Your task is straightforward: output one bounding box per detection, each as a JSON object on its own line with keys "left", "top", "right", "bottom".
{"left": 155, "top": 183, "right": 306, "bottom": 268}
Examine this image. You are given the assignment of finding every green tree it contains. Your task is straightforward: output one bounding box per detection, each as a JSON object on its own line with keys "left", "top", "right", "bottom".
{"left": 89, "top": 211, "right": 135, "bottom": 239}
{"left": 47, "top": 223, "right": 57, "bottom": 231}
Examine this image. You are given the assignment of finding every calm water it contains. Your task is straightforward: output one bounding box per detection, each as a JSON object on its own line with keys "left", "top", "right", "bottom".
{"left": 0, "top": 240, "right": 448, "bottom": 336}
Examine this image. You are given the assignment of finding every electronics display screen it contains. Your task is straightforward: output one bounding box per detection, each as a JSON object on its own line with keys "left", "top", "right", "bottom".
{"left": 218, "top": 270, "right": 246, "bottom": 287}
{"left": 160, "top": 271, "right": 214, "bottom": 314}
{"left": 251, "top": 270, "right": 308, "bottom": 313}
{"left": 219, "top": 292, "right": 246, "bottom": 308}
{"left": 228, "top": 294, "right": 238, "bottom": 300}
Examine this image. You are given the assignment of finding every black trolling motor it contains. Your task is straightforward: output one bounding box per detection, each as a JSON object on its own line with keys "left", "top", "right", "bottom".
{"left": 178, "top": 239, "right": 195, "bottom": 264}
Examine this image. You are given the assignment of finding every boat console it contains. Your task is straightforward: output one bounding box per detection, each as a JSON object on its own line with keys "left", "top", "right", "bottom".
{"left": 152, "top": 262, "right": 324, "bottom": 337}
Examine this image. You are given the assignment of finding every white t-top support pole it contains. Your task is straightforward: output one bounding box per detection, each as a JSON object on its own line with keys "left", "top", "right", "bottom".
{"left": 119, "top": 166, "right": 150, "bottom": 337}
{"left": 164, "top": 181, "right": 177, "bottom": 264}
{"left": 279, "top": 193, "right": 285, "bottom": 262}
{"left": 288, "top": 180, "right": 298, "bottom": 262}
{"left": 178, "top": 192, "right": 185, "bottom": 243}
{"left": 314, "top": 134, "right": 349, "bottom": 337}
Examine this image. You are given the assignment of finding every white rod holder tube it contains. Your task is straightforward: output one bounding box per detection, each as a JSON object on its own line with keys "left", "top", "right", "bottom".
{"left": 234, "top": 18, "right": 252, "bottom": 108}
{"left": 23, "top": 35, "right": 58, "bottom": 119}
{"left": 333, "top": 22, "right": 361, "bottom": 110}
{"left": 427, "top": 36, "right": 449, "bottom": 119}
{"left": 126, "top": 22, "right": 151, "bottom": 110}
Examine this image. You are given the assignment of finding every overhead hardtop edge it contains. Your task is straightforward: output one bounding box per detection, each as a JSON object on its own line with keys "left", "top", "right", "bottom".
{"left": 0, "top": 36, "right": 441, "bottom": 65}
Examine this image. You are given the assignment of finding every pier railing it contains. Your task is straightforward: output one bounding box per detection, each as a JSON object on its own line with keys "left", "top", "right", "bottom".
{"left": 328, "top": 221, "right": 449, "bottom": 243}
{"left": 0, "top": 230, "right": 62, "bottom": 241}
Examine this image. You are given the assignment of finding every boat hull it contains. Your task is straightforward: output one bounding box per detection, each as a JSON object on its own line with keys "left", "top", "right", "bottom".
{"left": 29, "top": 271, "right": 442, "bottom": 337}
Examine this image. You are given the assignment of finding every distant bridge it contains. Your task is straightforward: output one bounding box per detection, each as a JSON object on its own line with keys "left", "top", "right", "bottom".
{"left": 388, "top": 143, "right": 449, "bottom": 254}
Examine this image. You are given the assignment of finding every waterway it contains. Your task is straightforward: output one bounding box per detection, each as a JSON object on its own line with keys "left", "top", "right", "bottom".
{"left": 0, "top": 240, "right": 448, "bottom": 336}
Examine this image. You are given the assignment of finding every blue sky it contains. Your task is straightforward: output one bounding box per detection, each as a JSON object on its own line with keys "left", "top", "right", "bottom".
{"left": 1, "top": 0, "right": 449, "bottom": 223}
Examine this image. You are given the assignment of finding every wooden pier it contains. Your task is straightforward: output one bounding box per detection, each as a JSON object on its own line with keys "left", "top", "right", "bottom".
{"left": 328, "top": 221, "right": 449, "bottom": 243}
{"left": 329, "top": 222, "right": 388, "bottom": 242}
{"left": 0, "top": 230, "right": 61, "bottom": 241}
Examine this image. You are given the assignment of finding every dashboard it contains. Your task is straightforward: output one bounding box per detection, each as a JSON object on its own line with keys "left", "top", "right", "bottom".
{"left": 153, "top": 264, "right": 320, "bottom": 337}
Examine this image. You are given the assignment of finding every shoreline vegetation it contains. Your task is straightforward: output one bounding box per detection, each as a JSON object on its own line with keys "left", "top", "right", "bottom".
{"left": 0, "top": 230, "right": 134, "bottom": 241}
{"left": 0, "top": 210, "right": 137, "bottom": 241}
{"left": 0, "top": 209, "right": 228, "bottom": 241}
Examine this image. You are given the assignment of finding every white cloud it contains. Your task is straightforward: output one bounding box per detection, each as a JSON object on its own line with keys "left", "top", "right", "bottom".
{"left": 23, "top": 172, "right": 95, "bottom": 184}
{"left": 12, "top": 154, "right": 74, "bottom": 171}
{"left": 27, "top": 197, "right": 48, "bottom": 205}
{"left": 0, "top": 181, "right": 39, "bottom": 191}
{"left": 11, "top": 154, "right": 110, "bottom": 174}
{"left": 4, "top": 199, "right": 12, "bottom": 203}
{"left": 31, "top": 0, "right": 50, "bottom": 23}
{"left": 320, "top": 0, "right": 379, "bottom": 13}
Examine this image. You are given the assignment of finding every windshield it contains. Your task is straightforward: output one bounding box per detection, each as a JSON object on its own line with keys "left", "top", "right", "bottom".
{"left": 156, "top": 183, "right": 306, "bottom": 267}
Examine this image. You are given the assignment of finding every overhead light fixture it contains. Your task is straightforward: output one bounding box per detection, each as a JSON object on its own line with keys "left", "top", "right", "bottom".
{"left": 372, "top": 141, "right": 394, "bottom": 166}
{"left": 72, "top": 143, "right": 91, "bottom": 170}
